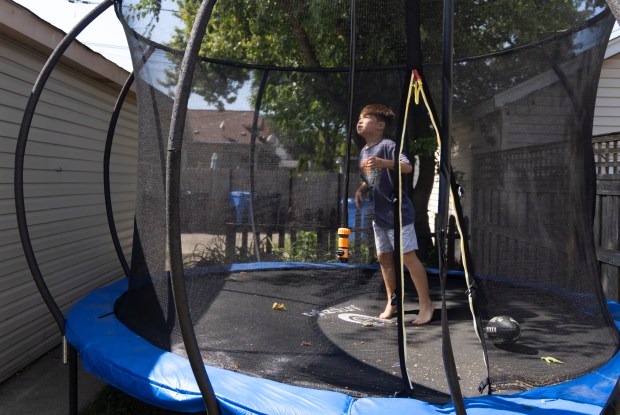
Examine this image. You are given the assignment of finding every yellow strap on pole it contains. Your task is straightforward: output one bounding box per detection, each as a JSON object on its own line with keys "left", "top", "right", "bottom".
{"left": 394, "top": 70, "right": 418, "bottom": 390}
{"left": 412, "top": 69, "right": 487, "bottom": 369}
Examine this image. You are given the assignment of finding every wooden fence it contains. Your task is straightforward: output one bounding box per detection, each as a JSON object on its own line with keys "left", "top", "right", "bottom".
{"left": 593, "top": 133, "right": 620, "bottom": 301}
{"left": 180, "top": 168, "right": 358, "bottom": 261}
{"left": 180, "top": 134, "right": 620, "bottom": 289}
{"left": 468, "top": 137, "right": 620, "bottom": 302}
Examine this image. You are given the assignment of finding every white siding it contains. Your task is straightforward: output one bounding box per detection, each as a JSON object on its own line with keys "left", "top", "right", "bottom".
{"left": 593, "top": 35, "right": 620, "bottom": 136}
{"left": 0, "top": 33, "right": 138, "bottom": 383}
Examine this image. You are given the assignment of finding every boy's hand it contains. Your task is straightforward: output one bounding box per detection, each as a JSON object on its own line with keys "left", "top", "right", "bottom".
{"left": 355, "top": 186, "right": 367, "bottom": 208}
{"left": 367, "top": 156, "right": 412, "bottom": 173}
{"left": 365, "top": 156, "right": 386, "bottom": 169}
{"left": 355, "top": 190, "right": 362, "bottom": 208}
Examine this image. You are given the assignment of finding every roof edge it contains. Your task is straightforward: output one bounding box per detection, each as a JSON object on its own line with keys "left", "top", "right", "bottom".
{"left": 0, "top": 0, "right": 133, "bottom": 97}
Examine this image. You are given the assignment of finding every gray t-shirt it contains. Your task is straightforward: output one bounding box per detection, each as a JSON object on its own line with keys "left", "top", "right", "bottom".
{"left": 359, "top": 138, "right": 415, "bottom": 228}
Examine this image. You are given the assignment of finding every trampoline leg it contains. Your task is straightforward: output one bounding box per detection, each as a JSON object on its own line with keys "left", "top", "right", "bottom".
{"left": 68, "top": 342, "right": 78, "bottom": 415}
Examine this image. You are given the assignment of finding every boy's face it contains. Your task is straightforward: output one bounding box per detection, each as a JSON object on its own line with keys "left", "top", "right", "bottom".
{"left": 356, "top": 113, "right": 384, "bottom": 140}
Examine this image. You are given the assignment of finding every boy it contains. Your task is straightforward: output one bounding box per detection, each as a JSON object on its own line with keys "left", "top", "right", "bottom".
{"left": 354, "top": 104, "right": 434, "bottom": 325}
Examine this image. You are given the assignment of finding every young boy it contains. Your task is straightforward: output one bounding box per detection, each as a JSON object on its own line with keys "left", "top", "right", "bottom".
{"left": 354, "top": 104, "right": 434, "bottom": 325}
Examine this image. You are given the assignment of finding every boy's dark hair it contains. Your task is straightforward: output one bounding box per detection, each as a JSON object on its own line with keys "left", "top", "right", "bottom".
{"left": 360, "top": 104, "right": 395, "bottom": 129}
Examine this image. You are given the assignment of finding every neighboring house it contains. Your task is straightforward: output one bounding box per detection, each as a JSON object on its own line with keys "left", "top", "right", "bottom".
{"left": 593, "top": 26, "right": 620, "bottom": 136}
{"left": 178, "top": 109, "right": 298, "bottom": 234}
{"left": 429, "top": 29, "right": 620, "bottom": 274}
{"left": 184, "top": 109, "right": 295, "bottom": 171}
{"left": 0, "top": 0, "right": 138, "bottom": 383}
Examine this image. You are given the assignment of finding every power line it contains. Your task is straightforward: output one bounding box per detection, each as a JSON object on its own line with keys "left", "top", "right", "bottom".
{"left": 67, "top": 0, "right": 102, "bottom": 4}
{"left": 84, "top": 41, "right": 129, "bottom": 50}
{"left": 67, "top": 0, "right": 177, "bottom": 12}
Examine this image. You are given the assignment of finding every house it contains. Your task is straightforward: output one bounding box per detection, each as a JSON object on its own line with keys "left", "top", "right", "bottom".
{"left": 184, "top": 109, "right": 297, "bottom": 171}
{"left": 424, "top": 25, "right": 620, "bottom": 292}
{"left": 0, "top": 0, "right": 138, "bottom": 383}
{"left": 593, "top": 24, "right": 620, "bottom": 136}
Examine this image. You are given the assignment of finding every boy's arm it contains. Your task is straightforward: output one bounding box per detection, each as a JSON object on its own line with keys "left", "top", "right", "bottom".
{"left": 397, "top": 159, "right": 413, "bottom": 174}
{"left": 355, "top": 182, "right": 369, "bottom": 208}
{"left": 366, "top": 156, "right": 413, "bottom": 174}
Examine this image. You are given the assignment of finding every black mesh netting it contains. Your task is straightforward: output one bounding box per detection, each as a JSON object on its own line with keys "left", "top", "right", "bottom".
{"left": 451, "top": 3, "right": 619, "bottom": 390}
{"left": 114, "top": 0, "right": 618, "bottom": 400}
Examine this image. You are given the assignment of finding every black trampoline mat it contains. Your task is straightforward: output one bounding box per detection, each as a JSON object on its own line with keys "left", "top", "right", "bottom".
{"left": 117, "top": 267, "right": 482, "bottom": 400}
{"left": 115, "top": 266, "right": 618, "bottom": 401}
{"left": 320, "top": 281, "right": 487, "bottom": 399}
{"left": 187, "top": 267, "right": 420, "bottom": 398}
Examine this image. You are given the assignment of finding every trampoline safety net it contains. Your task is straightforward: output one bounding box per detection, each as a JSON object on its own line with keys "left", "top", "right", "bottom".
{"left": 113, "top": 0, "right": 619, "bottom": 401}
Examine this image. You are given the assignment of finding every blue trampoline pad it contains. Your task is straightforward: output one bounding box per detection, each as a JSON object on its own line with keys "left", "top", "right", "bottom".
{"left": 66, "top": 279, "right": 620, "bottom": 414}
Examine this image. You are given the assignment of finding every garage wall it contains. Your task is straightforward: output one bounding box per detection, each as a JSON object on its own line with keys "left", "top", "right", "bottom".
{"left": 0, "top": 1, "right": 137, "bottom": 383}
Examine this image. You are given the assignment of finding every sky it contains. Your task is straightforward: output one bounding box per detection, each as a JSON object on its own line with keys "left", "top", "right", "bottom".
{"left": 10, "top": 0, "right": 253, "bottom": 110}
{"left": 12, "top": 0, "right": 132, "bottom": 71}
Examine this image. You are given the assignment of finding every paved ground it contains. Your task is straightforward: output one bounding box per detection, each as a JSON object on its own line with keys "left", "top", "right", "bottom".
{"left": 0, "top": 236, "right": 208, "bottom": 415}
{"left": 0, "top": 344, "right": 106, "bottom": 415}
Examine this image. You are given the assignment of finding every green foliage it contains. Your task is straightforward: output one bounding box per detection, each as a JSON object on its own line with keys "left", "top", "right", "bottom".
{"left": 184, "top": 235, "right": 259, "bottom": 266}
{"left": 184, "top": 231, "right": 336, "bottom": 265}
{"left": 183, "top": 236, "right": 230, "bottom": 267}
{"left": 349, "top": 238, "right": 377, "bottom": 265}
{"left": 261, "top": 73, "right": 349, "bottom": 171}
{"left": 123, "top": 0, "right": 606, "bottom": 142}
{"left": 418, "top": 0, "right": 604, "bottom": 109}
{"left": 182, "top": 230, "right": 378, "bottom": 266}
{"left": 119, "top": 0, "right": 412, "bottom": 171}
{"left": 410, "top": 135, "right": 438, "bottom": 158}
{"left": 264, "top": 230, "right": 334, "bottom": 263}
{"left": 125, "top": 0, "right": 162, "bottom": 22}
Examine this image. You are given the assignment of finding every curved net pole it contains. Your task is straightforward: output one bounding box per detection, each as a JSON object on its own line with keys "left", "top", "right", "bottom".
{"left": 438, "top": 0, "right": 466, "bottom": 412}
{"left": 248, "top": 70, "right": 270, "bottom": 262}
{"left": 104, "top": 72, "right": 134, "bottom": 278}
{"left": 165, "top": 1, "right": 221, "bottom": 414}
{"left": 341, "top": 0, "right": 357, "bottom": 230}
{"left": 14, "top": 0, "right": 116, "bottom": 336}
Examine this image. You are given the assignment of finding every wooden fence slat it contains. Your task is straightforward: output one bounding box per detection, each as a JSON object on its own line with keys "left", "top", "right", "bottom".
{"left": 593, "top": 133, "right": 620, "bottom": 301}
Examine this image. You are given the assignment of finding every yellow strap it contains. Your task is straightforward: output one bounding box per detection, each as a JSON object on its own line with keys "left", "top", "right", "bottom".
{"left": 395, "top": 70, "right": 417, "bottom": 390}
{"left": 412, "top": 70, "right": 487, "bottom": 368}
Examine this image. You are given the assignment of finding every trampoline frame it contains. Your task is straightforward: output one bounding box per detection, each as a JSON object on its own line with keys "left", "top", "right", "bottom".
{"left": 65, "top": 267, "right": 620, "bottom": 414}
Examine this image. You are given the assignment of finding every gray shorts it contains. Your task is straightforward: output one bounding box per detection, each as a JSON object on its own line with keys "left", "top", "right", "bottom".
{"left": 373, "top": 222, "right": 419, "bottom": 254}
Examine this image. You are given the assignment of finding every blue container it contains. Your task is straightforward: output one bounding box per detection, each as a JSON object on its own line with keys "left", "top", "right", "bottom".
{"left": 344, "top": 197, "right": 371, "bottom": 242}
{"left": 347, "top": 198, "right": 357, "bottom": 229}
{"left": 229, "top": 191, "right": 250, "bottom": 224}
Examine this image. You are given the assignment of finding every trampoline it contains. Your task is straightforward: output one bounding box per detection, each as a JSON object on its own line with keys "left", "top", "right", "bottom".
{"left": 14, "top": 0, "right": 620, "bottom": 414}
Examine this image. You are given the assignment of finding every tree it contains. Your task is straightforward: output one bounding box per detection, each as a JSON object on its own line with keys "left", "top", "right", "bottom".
{"left": 122, "top": 0, "right": 600, "bottom": 154}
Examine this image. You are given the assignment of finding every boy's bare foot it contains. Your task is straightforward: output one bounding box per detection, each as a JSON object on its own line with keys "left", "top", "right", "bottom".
{"left": 379, "top": 304, "right": 396, "bottom": 320}
{"left": 412, "top": 303, "right": 435, "bottom": 325}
